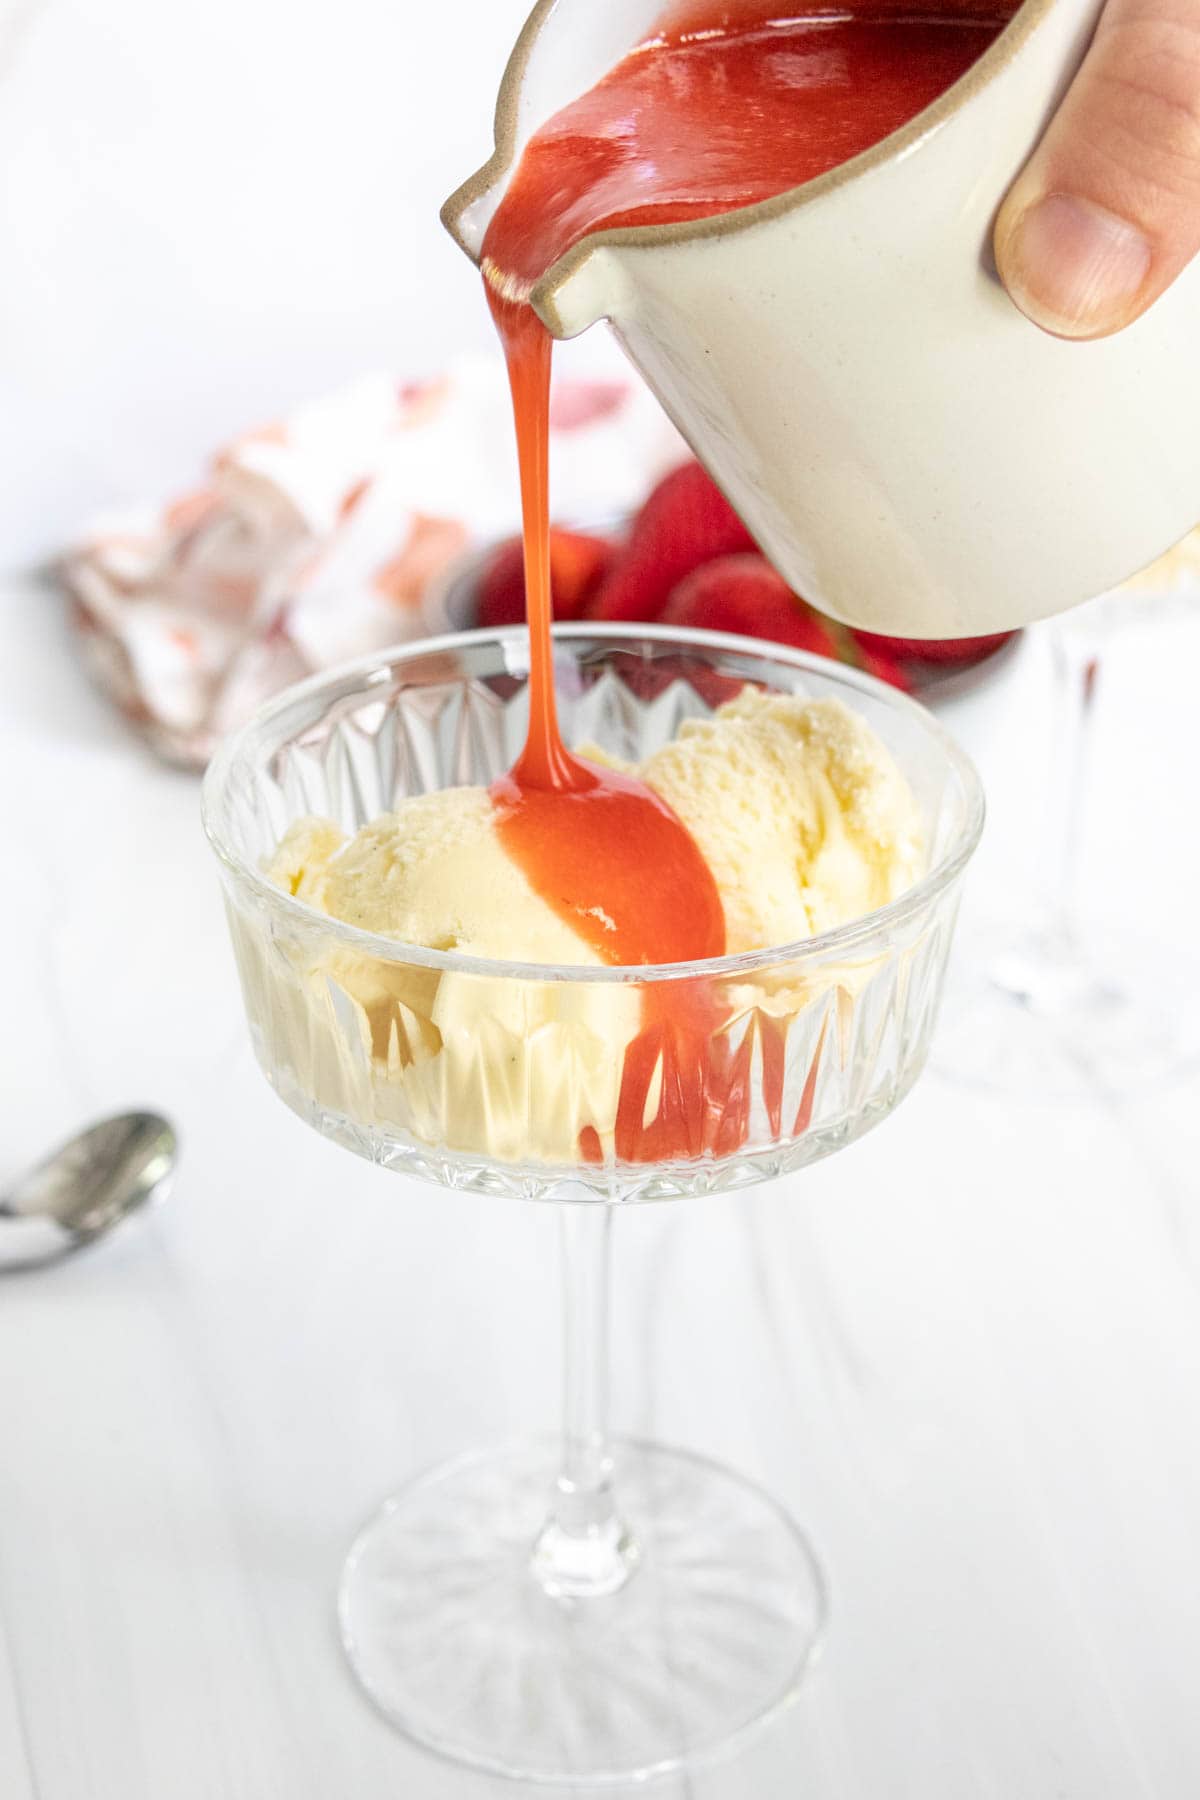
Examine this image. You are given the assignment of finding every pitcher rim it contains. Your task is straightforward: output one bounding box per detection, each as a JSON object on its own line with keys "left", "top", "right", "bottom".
{"left": 440, "top": 0, "right": 1051, "bottom": 331}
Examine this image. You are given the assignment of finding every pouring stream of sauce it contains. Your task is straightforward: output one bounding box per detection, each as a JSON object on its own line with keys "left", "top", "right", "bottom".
{"left": 479, "top": 5, "right": 1007, "bottom": 1154}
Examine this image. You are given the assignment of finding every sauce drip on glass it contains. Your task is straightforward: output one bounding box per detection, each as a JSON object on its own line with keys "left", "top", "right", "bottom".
{"left": 480, "top": 2, "right": 1009, "bottom": 1155}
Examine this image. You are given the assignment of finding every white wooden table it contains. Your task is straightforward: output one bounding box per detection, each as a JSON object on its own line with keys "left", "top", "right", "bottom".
{"left": 2, "top": 574, "right": 1198, "bottom": 1799}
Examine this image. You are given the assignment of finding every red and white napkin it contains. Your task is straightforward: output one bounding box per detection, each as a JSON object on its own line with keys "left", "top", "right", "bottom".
{"left": 63, "top": 357, "right": 685, "bottom": 767}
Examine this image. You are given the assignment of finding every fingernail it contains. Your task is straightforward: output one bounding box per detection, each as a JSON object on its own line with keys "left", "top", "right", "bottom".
{"left": 998, "top": 192, "right": 1152, "bottom": 337}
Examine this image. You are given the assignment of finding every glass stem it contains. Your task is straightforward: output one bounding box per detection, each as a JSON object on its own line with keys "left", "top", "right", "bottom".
{"left": 532, "top": 1202, "right": 638, "bottom": 1600}
{"left": 1043, "top": 621, "right": 1102, "bottom": 955}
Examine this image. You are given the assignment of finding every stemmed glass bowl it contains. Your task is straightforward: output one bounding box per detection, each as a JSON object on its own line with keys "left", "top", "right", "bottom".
{"left": 202, "top": 624, "right": 983, "bottom": 1786}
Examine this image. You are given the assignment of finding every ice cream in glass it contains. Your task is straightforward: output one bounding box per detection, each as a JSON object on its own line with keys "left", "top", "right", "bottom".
{"left": 204, "top": 628, "right": 981, "bottom": 1783}
{"left": 258, "top": 686, "right": 923, "bottom": 1166}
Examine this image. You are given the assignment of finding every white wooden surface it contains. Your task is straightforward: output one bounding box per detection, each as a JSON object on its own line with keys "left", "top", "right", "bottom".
{"left": 2, "top": 575, "right": 1199, "bottom": 1798}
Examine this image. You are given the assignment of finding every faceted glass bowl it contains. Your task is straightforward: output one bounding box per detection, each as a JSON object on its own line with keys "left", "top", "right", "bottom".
{"left": 203, "top": 625, "right": 983, "bottom": 1203}
{"left": 202, "top": 625, "right": 983, "bottom": 1784}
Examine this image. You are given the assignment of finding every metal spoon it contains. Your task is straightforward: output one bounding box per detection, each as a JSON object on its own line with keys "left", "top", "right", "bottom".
{"left": 0, "top": 1112, "right": 177, "bottom": 1272}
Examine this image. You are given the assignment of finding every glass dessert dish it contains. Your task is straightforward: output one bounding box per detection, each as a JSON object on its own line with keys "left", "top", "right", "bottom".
{"left": 938, "top": 593, "right": 1200, "bottom": 1099}
{"left": 202, "top": 624, "right": 983, "bottom": 1786}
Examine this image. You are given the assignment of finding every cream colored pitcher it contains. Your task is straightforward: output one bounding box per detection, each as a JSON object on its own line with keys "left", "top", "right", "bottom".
{"left": 443, "top": 0, "right": 1200, "bottom": 637}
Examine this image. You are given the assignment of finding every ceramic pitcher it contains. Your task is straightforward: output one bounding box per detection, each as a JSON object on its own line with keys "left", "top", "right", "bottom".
{"left": 443, "top": 0, "right": 1200, "bottom": 637}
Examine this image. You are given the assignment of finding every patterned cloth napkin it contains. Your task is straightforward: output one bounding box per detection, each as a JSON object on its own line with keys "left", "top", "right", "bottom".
{"left": 63, "top": 357, "right": 685, "bottom": 767}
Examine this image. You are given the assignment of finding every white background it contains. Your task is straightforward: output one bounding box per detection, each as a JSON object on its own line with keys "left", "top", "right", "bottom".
{"left": 0, "top": 0, "right": 540, "bottom": 565}
{"left": 3, "top": 2, "right": 1200, "bottom": 1791}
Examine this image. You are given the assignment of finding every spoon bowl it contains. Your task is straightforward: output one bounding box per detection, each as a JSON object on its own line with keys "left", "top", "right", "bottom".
{"left": 0, "top": 1112, "right": 177, "bottom": 1271}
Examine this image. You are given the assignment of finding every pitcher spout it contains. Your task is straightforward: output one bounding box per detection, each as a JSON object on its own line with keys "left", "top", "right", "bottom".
{"left": 441, "top": 0, "right": 663, "bottom": 328}
{"left": 440, "top": 0, "right": 560, "bottom": 264}
{"left": 441, "top": 163, "right": 615, "bottom": 338}
{"left": 439, "top": 169, "right": 500, "bottom": 269}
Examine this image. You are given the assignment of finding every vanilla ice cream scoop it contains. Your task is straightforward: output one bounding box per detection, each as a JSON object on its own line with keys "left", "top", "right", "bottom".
{"left": 640, "top": 692, "right": 922, "bottom": 953}
{"left": 262, "top": 789, "right": 625, "bottom": 1164}
{"left": 271, "top": 787, "right": 606, "bottom": 966}
{"left": 269, "top": 690, "right": 920, "bottom": 961}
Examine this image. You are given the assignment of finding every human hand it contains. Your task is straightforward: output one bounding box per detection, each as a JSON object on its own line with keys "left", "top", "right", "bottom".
{"left": 994, "top": 0, "right": 1200, "bottom": 337}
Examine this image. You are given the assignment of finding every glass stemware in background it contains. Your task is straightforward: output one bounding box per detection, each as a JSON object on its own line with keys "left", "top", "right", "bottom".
{"left": 203, "top": 625, "right": 983, "bottom": 1785}
{"left": 937, "top": 570, "right": 1200, "bottom": 1099}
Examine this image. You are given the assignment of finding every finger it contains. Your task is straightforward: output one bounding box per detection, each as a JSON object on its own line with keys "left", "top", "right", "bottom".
{"left": 994, "top": 0, "right": 1200, "bottom": 338}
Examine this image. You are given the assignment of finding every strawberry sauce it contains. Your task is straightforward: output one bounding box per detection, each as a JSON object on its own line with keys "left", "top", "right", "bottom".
{"left": 479, "top": 3, "right": 1007, "bottom": 1157}
{"left": 487, "top": 299, "right": 725, "bottom": 970}
{"left": 482, "top": 5, "right": 1008, "bottom": 300}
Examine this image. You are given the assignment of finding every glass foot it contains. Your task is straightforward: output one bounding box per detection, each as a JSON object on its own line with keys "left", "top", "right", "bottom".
{"left": 936, "top": 922, "right": 1200, "bottom": 1100}
{"left": 338, "top": 1437, "right": 826, "bottom": 1785}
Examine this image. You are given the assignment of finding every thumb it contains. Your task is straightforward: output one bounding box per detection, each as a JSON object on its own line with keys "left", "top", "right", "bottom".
{"left": 994, "top": 0, "right": 1200, "bottom": 338}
